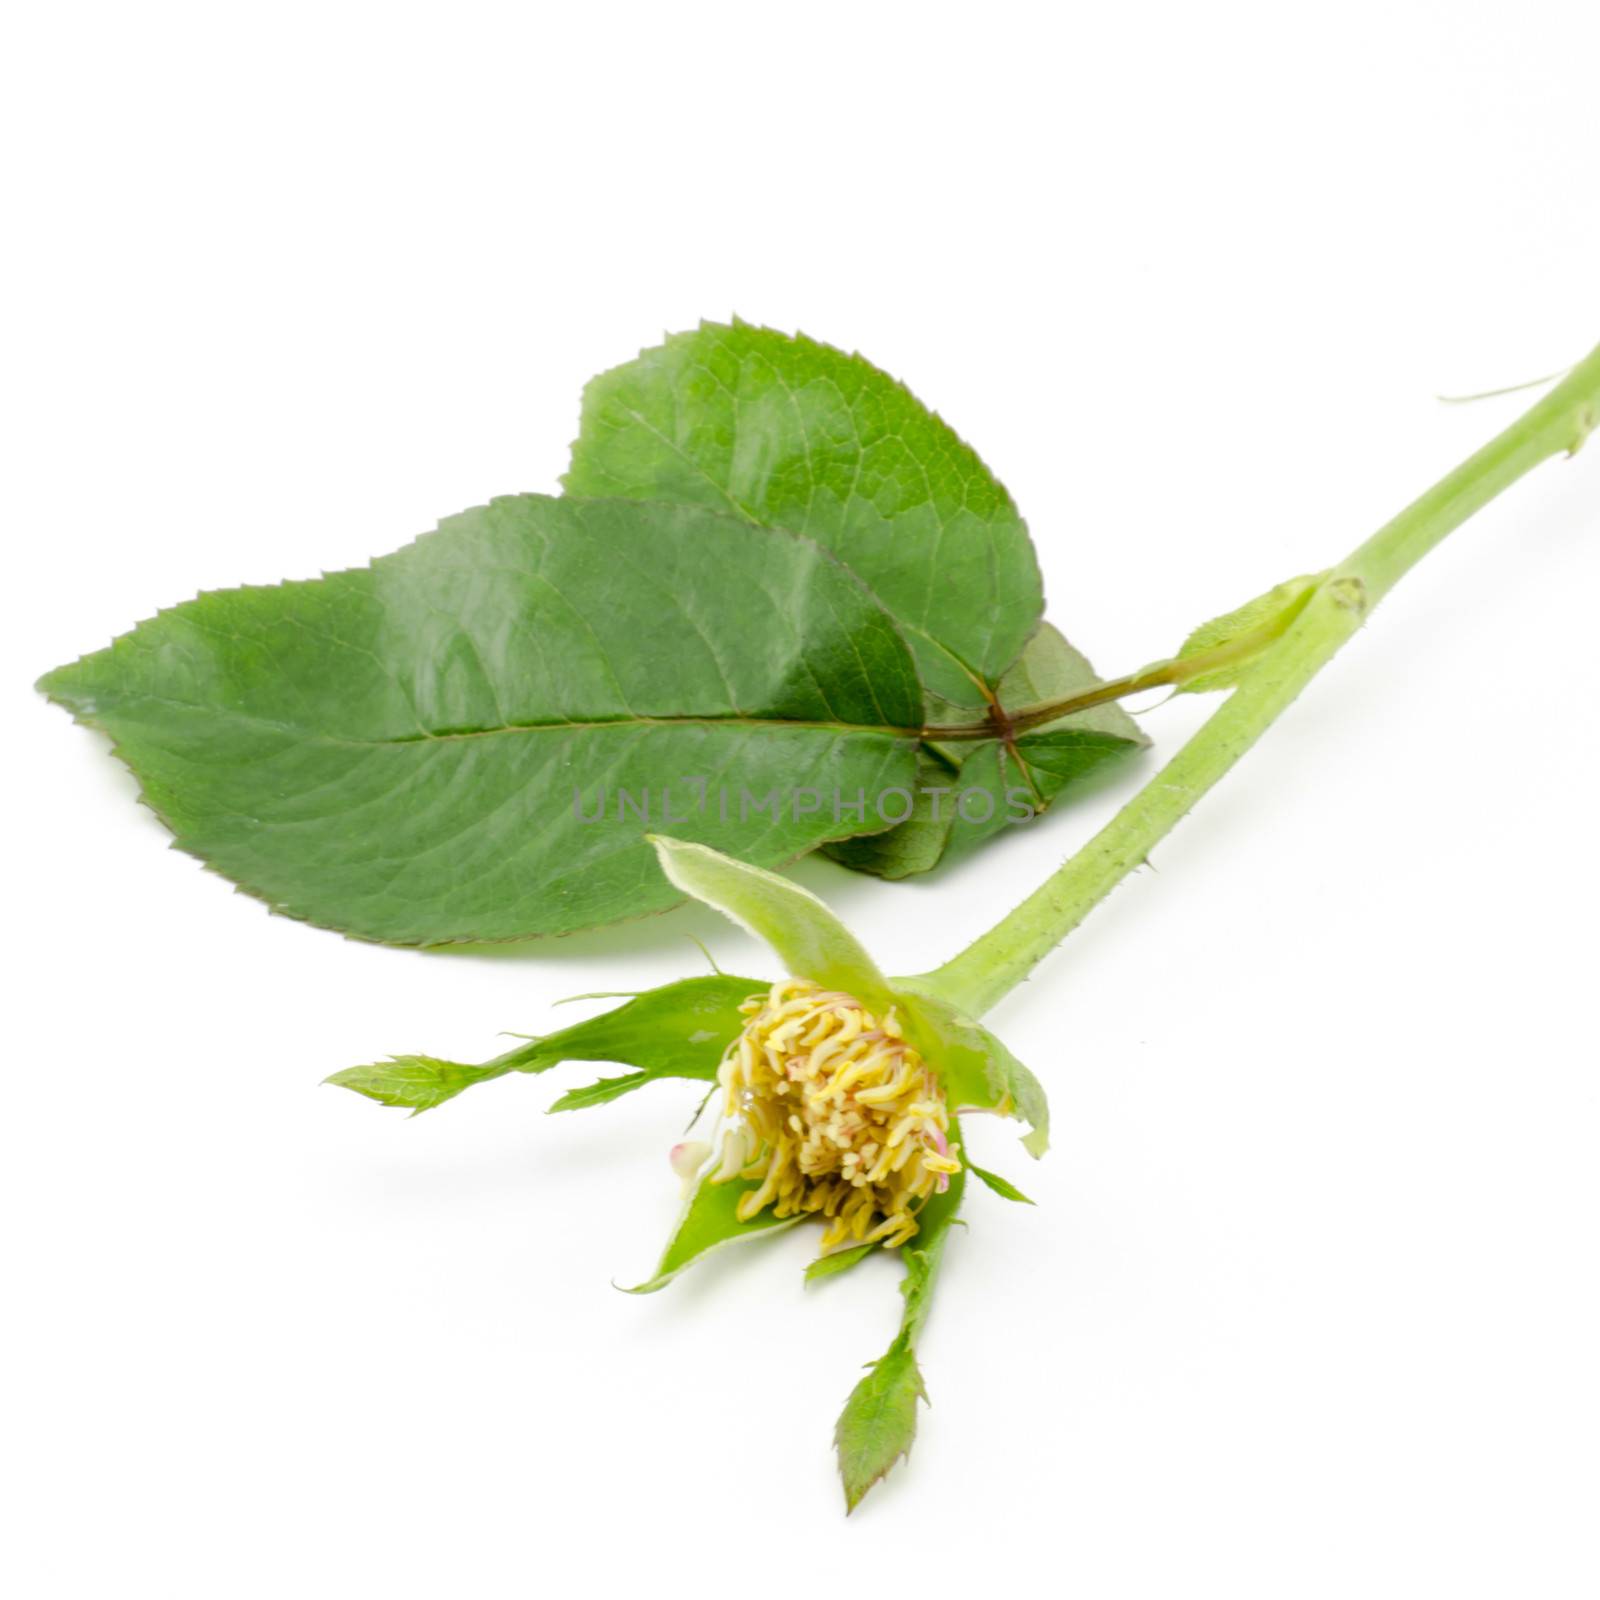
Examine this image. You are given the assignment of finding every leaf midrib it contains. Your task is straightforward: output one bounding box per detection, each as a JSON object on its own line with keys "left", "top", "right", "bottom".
{"left": 49, "top": 685, "right": 925, "bottom": 749}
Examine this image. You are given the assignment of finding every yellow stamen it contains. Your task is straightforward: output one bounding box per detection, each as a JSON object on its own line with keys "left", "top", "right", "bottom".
{"left": 709, "top": 978, "right": 961, "bottom": 1251}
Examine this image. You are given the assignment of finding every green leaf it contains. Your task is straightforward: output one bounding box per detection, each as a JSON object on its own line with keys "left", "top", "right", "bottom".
{"left": 623, "top": 1173, "right": 798, "bottom": 1294}
{"left": 567, "top": 325, "right": 1143, "bottom": 881}
{"left": 1014, "top": 726, "right": 1140, "bottom": 779}
{"left": 819, "top": 747, "right": 961, "bottom": 880}
{"left": 834, "top": 1161, "right": 966, "bottom": 1511}
{"left": 38, "top": 496, "right": 923, "bottom": 945}
{"left": 967, "top": 1164, "right": 1036, "bottom": 1205}
{"left": 826, "top": 624, "right": 1146, "bottom": 879}
{"left": 1176, "top": 572, "right": 1323, "bottom": 693}
{"left": 805, "top": 1243, "right": 876, "bottom": 1282}
{"left": 329, "top": 974, "right": 759, "bottom": 1114}
{"left": 565, "top": 320, "right": 1043, "bottom": 713}
{"left": 650, "top": 836, "right": 894, "bottom": 1012}
{"left": 944, "top": 623, "right": 1146, "bottom": 864}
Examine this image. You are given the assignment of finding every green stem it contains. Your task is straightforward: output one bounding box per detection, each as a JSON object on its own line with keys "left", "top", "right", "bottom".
{"left": 927, "top": 342, "right": 1600, "bottom": 1019}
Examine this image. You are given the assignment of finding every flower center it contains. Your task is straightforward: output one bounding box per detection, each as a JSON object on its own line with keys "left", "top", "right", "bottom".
{"left": 709, "top": 978, "right": 962, "bottom": 1251}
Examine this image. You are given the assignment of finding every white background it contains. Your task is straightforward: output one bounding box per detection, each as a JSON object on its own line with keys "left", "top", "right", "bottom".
{"left": 4, "top": 3, "right": 1597, "bottom": 1595}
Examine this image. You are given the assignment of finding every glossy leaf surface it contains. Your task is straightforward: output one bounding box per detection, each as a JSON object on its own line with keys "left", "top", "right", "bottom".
{"left": 42, "top": 497, "right": 923, "bottom": 943}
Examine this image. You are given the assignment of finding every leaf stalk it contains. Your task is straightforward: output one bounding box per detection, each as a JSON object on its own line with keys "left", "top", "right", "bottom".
{"left": 921, "top": 598, "right": 1314, "bottom": 743}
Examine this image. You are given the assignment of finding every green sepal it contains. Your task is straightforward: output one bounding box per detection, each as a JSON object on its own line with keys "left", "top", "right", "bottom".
{"left": 546, "top": 1072, "right": 655, "bottom": 1113}
{"left": 622, "top": 1174, "right": 799, "bottom": 1294}
{"left": 833, "top": 1161, "right": 966, "bottom": 1511}
{"left": 834, "top": 1340, "right": 926, "bottom": 1513}
{"left": 893, "top": 984, "right": 1049, "bottom": 1157}
{"left": 649, "top": 836, "right": 894, "bottom": 1012}
{"left": 327, "top": 974, "right": 759, "bottom": 1114}
{"left": 804, "top": 1243, "right": 877, "bottom": 1283}
{"left": 967, "top": 1163, "right": 1036, "bottom": 1205}
{"left": 897, "top": 1166, "right": 966, "bottom": 1341}
{"left": 645, "top": 840, "right": 1050, "bottom": 1156}
{"left": 323, "top": 1055, "right": 511, "bottom": 1115}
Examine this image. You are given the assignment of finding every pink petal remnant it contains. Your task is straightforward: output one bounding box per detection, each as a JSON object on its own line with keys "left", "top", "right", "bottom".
{"left": 669, "top": 1140, "right": 711, "bottom": 1182}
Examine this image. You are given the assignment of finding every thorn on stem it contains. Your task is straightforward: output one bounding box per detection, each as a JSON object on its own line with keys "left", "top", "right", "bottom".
{"left": 1570, "top": 405, "right": 1596, "bottom": 458}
